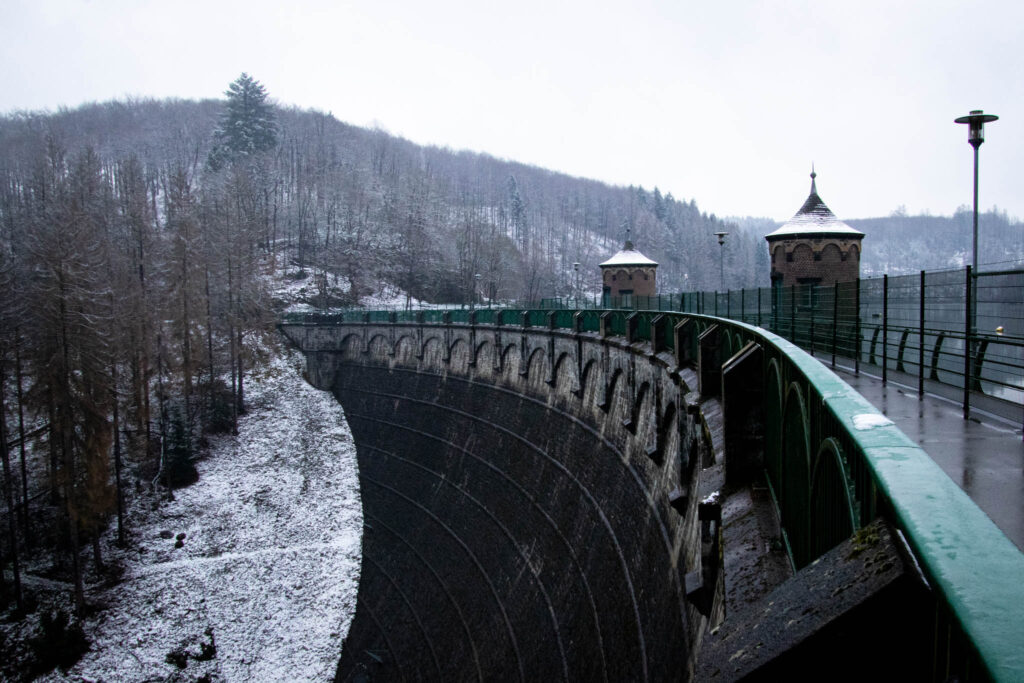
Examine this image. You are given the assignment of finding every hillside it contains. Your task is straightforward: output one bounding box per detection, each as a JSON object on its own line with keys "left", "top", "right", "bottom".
{"left": 0, "top": 96, "right": 767, "bottom": 300}
{"left": 730, "top": 209, "right": 1024, "bottom": 279}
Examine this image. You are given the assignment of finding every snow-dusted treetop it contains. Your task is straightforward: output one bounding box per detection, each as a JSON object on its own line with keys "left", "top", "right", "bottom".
{"left": 765, "top": 170, "right": 864, "bottom": 239}
{"left": 208, "top": 73, "right": 278, "bottom": 169}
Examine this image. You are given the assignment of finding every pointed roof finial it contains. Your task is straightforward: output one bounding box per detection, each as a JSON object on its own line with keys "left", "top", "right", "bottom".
{"left": 810, "top": 163, "right": 817, "bottom": 194}
{"left": 624, "top": 222, "right": 633, "bottom": 250}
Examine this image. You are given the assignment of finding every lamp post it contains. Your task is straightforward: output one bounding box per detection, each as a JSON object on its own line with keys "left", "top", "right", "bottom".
{"left": 954, "top": 110, "right": 999, "bottom": 278}
{"left": 954, "top": 110, "right": 998, "bottom": 352}
{"left": 714, "top": 231, "right": 729, "bottom": 292}
{"left": 573, "top": 262, "right": 580, "bottom": 306}
{"left": 471, "top": 273, "right": 481, "bottom": 310}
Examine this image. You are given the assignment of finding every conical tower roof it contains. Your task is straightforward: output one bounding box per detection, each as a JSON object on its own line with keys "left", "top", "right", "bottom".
{"left": 765, "top": 169, "right": 864, "bottom": 240}
{"left": 600, "top": 226, "right": 658, "bottom": 267}
{"left": 599, "top": 238, "right": 658, "bottom": 267}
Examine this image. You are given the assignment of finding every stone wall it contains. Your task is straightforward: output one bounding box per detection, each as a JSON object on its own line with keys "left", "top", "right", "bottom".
{"left": 282, "top": 322, "right": 727, "bottom": 681}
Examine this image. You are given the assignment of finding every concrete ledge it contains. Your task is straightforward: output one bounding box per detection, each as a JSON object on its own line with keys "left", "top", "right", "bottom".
{"left": 695, "top": 518, "right": 930, "bottom": 681}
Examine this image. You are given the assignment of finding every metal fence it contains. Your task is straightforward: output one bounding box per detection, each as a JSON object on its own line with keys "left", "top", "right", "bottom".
{"left": 283, "top": 266, "right": 1024, "bottom": 426}
{"left": 531, "top": 267, "right": 1024, "bottom": 426}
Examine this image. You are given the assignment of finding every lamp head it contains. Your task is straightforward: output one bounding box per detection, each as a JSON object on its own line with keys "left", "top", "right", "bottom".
{"left": 955, "top": 110, "right": 999, "bottom": 148}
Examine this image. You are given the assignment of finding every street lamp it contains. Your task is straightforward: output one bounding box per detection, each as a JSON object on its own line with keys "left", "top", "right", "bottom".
{"left": 573, "top": 262, "right": 580, "bottom": 306}
{"left": 714, "top": 231, "right": 729, "bottom": 291}
{"left": 954, "top": 109, "right": 999, "bottom": 278}
{"left": 472, "top": 273, "right": 481, "bottom": 310}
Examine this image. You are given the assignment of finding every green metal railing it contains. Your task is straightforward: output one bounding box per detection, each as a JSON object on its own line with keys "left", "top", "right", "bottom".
{"left": 280, "top": 307, "right": 1024, "bottom": 680}
{"left": 314, "top": 267, "right": 1023, "bottom": 425}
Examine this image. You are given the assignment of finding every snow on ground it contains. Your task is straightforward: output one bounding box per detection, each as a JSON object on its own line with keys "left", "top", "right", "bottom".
{"left": 42, "top": 342, "right": 362, "bottom": 682}
{"left": 269, "top": 268, "right": 429, "bottom": 313}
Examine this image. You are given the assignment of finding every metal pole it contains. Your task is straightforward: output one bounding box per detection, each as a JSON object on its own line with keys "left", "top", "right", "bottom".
{"left": 919, "top": 270, "right": 926, "bottom": 399}
{"left": 972, "top": 144, "right": 979, "bottom": 279}
{"left": 719, "top": 244, "right": 725, "bottom": 291}
{"left": 790, "top": 285, "right": 796, "bottom": 342}
{"left": 714, "top": 291, "right": 719, "bottom": 317}
{"left": 964, "top": 265, "right": 972, "bottom": 419}
{"left": 832, "top": 280, "right": 838, "bottom": 367}
{"left": 809, "top": 284, "right": 816, "bottom": 356}
{"left": 757, "top": 287, "right": 762, "bottom": 328}
{"left": 971, "top": 144, "right": 981, "bottom": 362}
{"left": 882, "top": 274, "right": 888, "bottom": 384}
{"left": 855, "top": 277, "right": 861, "bottom": 375}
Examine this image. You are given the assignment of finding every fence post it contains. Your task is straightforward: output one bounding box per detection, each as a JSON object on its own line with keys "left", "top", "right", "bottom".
{"left": 832, "top": 280, "right": 838, "bottom": 368}
{"left": 809, "top": 284, "right": 816, "bottom": 356}
{"left": 757, "top": 288, "right": 762, "bottom": 328}
{"left": 790, "top": 285, "right": 796, "bottom": 342}
{"left": 919, "top": 270, "right": 926, "bottom": 399}
{"left": 855, "top": 278, "right": 861, "bottom": 375}
{"left": 714, "top": 291, "right": 719, "bottom": 317}
{"left": 727, "top": 289, "right": 731, "bottom": 319}
{"left": 963, "top": 265, "right": 972, "bottom": 419}
{"left": 741, "top": 288, "right": 745, "bottom": 324}
{"left": 882, "top": 274, "right": 888, "bottom": 384}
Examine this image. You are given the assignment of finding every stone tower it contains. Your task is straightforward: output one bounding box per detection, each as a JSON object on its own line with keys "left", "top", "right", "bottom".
{"left": 599, "top": 236, "right": 658, "bottom": 307}
{"left": 766, "top": 170, "right": 864, "bottom": 287}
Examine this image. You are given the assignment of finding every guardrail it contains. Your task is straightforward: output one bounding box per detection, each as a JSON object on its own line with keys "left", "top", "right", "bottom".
{"left": 282, "top": 307, "right": 1024, "bottom": 681}
{"left": 538, "top": 267, "right": 1024, "bottom": 427}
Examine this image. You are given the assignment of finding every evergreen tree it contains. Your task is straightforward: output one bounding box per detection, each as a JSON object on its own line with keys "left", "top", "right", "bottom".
{"left": 207, "top": 73, "right": 278, "bottom": 170}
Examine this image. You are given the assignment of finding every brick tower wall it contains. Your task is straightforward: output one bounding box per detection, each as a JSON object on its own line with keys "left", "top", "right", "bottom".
{"left": 602, "top": 265, "right": 657, "bottom": 297}
{"left": 768, "top": 237, "right": 861, "bottom": 287}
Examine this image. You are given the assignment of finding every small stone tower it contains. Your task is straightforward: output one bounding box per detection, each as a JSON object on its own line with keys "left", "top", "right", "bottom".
{"left": 599, "top": 234, "right": 658, "bottom": 307}
{"left": 766, "top": 170, "right": 864, "bottom": 287}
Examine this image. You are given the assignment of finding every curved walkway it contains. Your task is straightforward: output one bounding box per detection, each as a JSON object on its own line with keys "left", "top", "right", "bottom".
{"left": 833, "top": 364, "right": 1024, "bottom": 551}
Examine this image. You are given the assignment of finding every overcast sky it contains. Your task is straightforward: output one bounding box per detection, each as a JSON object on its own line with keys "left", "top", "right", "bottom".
{"left": 1, "top": 0, "right": 1020, "bottom": 221}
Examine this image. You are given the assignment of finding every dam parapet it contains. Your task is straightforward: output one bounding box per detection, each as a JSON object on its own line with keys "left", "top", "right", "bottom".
{"left": 282, "top": 308, "right": 1024, "bottom": 682}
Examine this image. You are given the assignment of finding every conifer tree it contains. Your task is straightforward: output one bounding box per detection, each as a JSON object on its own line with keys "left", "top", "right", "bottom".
{"left": 207, "top": 73, "right": 278, "bottom": 170}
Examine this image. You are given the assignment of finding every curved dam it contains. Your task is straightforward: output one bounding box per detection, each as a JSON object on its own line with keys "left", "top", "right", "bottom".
{"left": 282, "top": 310, "right": 1024, "bottom": 682}
{"left": 284, "top": 317, "right": 721, "bottom": 681}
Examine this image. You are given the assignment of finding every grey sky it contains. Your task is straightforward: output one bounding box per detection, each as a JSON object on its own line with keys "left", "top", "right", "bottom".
{"left": 1, "top": 0, "right": 1020, "bottom": 221}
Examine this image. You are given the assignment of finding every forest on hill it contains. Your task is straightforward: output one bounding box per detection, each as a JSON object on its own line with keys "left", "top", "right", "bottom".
{"left": 847, "top": 209, "right": 1024, "bottom": 276}
{"left": 0, "top": 74, "right": 767, "bottom": 673}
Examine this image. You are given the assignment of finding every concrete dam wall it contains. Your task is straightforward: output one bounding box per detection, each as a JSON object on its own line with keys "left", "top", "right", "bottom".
{"left": 283, "top": 320, "right": 726, "bottom": 681}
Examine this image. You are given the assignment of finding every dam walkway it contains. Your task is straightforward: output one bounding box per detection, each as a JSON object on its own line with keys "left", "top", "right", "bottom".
{"left": 826, "top": 363, "right": 1024, "bottom": 551}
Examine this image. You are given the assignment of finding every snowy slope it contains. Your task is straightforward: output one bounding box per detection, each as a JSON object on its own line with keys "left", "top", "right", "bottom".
{"left": 41, "top": 344, "right": 362, "bottom": 681}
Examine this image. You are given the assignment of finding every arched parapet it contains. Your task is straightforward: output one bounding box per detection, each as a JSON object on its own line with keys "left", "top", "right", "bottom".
{"left": 764, "top": 358, "right": 785, "bottom": 499}
{"left": 475, "top": 339, "right": 496, "bottom": 375}
{"left": 393, "top": 334, "right": 419, "bottom": 365}
{"left": 280, "top": 309, "right": 1024, "bottom": 681}
{"left": 500, "top": 342, "right": 520, "bottom": 379}
{"left": 551, "top": 351, "right": 579, "bottom": 399}
{"left": 449, "top": 338, "right": 471, "bottom": 376}
{"left": 579, "top": 359, "right": 603, "bottom": 411}
{"left": 780, "top": 381, "right": 812, "bottom": 568}
{"left": 523, "top": 346, "right": 546, "bottom": 382}
{"left": 367, "top": 333, "right": 392, "bottom": 360}
{"left": 421, "top": 335, "right": 446, "bottom": 373}
{"left": 600, "top": 367, "right": 624, "bottom": 414}
{"left": 657, "top": 401, "right": 679, "bottom": 472}
{"left": 809, "top": 437, "right": 859, "bottom": 560}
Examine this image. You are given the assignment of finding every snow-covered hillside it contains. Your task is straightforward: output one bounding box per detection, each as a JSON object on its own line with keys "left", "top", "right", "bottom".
{"left": 34, "top": 344, "right": 362, "bottom": 681}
